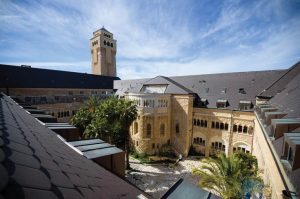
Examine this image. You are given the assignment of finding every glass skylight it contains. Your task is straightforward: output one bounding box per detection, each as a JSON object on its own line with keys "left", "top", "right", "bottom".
{"left": 140, "top": 85, "right": 167, "bottom": 94}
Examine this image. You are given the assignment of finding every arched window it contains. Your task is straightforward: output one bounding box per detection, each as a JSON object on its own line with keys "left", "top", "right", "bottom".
{"left": 225, "top": 123, "right": 229, "bottom": 130}
{"left": 211, "top": 121, "right": 215, "bottom": 128}
{"left": 107, "top": 42, "right": 110, "bottom": 46}
{"left": 248, "top": 126, "right": 253, "bottom": 135}
{"left": 193, "top": 119, "right": 197, "bottom": 125}
{"left": 233, "top": 144, "right": 250, "bottom": 153}
{"left": 160, "top": 123, "right": 165, "bottom": 136}
{"left": 243, "top": 126, "right": 248, "bottom": 133}
{"left": 146, "top": 124, "right": 151, "bottom": 138}
{"left": 197, "top": 119, "right": 200, "bottom": 126}
{"left": 238, "top": 125, "right": 243, "bottom": 132}
{"left": 104, "top": 40, "right": 106, "bottom": 45}
{"left": 216, "top": 122, "right": 220, "bottom": 129}
{"left": 111, "top": 43, "right": 113, "bottom": 47}
{"left": 201, "top": 120, "right": 204, "bottom": 126}
{"left": 134, "top": 122, "right": 138, "bottom": 134}
{"left": 233, "top": 125, "right": 237, "bottom": 132}
{"left": 220, "top": 123, "right": 224, "bottom": 130}
{"left": 175, "top": 123, "right": 180, "bottom": 133}
{"left": 204, "top": 120, "right": 207, "bottom": 127}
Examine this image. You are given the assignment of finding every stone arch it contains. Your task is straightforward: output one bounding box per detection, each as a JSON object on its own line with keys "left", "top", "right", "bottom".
{"left": 192, "top": 132, "right": 207, "bottom": 145}
{"left": 209, "top": 136, "right": 228, "bottom": 155}
{"left": 232, "top": 142, "right": 251, "bottom": 153}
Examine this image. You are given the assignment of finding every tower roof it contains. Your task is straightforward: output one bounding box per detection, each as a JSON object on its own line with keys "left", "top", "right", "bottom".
{"left": 100, "top": 26, "right": 111, "bottom": 33}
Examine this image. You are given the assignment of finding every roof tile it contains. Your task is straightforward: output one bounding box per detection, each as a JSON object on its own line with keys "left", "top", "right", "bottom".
{"left": 8, "top": 150, "right": 40, "bottom": 169}
{"left": 48, "top": 170, "right": 74, "bottom": 188}
{"left": 57, "top": 187, "right": 84, "bottom": 199}
{"left": 23, "top": 187, "right": 59, "bottom": 199}
{"left": 0, "top": 164, "right": 9, "bottom": 191}
{"left": 11, "top": 164, "right": 51, "bottom": 190}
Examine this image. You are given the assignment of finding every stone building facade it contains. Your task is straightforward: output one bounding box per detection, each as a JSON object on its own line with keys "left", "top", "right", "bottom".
{"left": 114, "top": 70, "right": 283, "bottom": 157}
{"left": 0, "top": 63, "right": 119, "bottom": 122}
{"left": 114, "top": 62, "right": 300, "bottom": 198}
{"left": 90, "top": 27, "right": 117, "bottom": 76}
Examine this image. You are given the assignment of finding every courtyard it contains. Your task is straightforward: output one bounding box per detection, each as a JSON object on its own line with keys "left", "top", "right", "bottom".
{"left": 126, "top": 156, "right": 204, "bottom": 198}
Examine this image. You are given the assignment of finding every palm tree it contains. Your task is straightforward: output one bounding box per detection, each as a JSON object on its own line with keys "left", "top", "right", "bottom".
{"left": 193, "top": 152, "right": 263, "bottom": 199}
{"left": 85, "top": 96, "right": 101, "bottom": 113}
{"left": 116, "top": 99, "right": 138, "bottom": 169}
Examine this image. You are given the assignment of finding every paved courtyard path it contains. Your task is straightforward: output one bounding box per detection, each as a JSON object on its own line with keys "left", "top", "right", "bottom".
{"left": 126, "top": 157, "right": 204, "bottom": 198}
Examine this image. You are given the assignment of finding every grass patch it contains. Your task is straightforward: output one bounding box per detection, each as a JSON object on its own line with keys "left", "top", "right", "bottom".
{"left": 130, "top": 151, "right": 150, "bottom": 164}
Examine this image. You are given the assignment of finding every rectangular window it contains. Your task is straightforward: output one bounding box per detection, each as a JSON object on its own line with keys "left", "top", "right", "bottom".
{"left": 239, "top": 100, "right": 252, "bottom": 110}
{"left": 176, "top": 123, "right": 180, "bottom": 133}
{"left": 216, "top": 99, "right": 228, "bottom": 108}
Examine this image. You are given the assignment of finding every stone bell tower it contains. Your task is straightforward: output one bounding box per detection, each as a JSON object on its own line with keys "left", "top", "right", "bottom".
{"left": 90, "top": 27, "right": 116, "bottom": 76}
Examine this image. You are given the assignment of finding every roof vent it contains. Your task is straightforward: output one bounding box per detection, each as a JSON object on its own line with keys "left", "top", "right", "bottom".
{"left": 216, "top": 99, "right": 228, "bottom": 108}
{"left": 21, "top": 65, "right": 31, "bottom": 68}
{"left": 239, "top": 88, "right": 246, "bottom": 94}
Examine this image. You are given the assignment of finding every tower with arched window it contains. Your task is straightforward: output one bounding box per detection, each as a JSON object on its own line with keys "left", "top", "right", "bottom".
{"left": 90, "top": 27, "right": 117, "bottom": 76}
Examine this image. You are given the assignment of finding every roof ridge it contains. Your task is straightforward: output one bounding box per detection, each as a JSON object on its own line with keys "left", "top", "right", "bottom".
{"left": 162, "top": 76, "right": 194, "bottom": 94}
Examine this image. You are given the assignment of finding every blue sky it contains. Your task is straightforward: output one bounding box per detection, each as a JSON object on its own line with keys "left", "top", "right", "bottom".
{"left": 1, "top": 0, "right": 300, "bottom": 79}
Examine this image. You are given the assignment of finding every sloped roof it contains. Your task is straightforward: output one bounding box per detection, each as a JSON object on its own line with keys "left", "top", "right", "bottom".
{"left": 161, "top": 179, "right": 221, "bottom": 199}
{"left": 100, "top": 27, "right": 111, "bottom": 33}
{"left": 114, "top": 69, "right": 286, "bottom": 110}
{"left": 123, "top": 76, "right": 194, "bottom": 94}
{"left": 268, "top": 65, "right": 300, "bottom": 118}
{"left": 258, "top": 61, "right": 300, "bottom": 97}
{"left": 141, "top": 76, "right": 194, "bottom": 94}
{"left": 0, "top": 93, "right": 147, "bottom": 199}
{"left": 0, "top": 64, "right": 119, "bottom": 89}
{"left": 170, "top": 70, "right": 286, "bottom": 109}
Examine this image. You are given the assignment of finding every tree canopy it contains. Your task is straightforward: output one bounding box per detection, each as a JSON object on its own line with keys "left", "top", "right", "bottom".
{"left": 71, "top": 96, "right": 137, "bottom": 146}
{"left": 193, "top": 152, "right": 263, "bottom": 199}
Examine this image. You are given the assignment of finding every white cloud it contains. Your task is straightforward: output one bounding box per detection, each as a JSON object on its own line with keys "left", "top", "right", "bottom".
{"left": 1, "top": 0, "right": 300, "bottom": 79}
